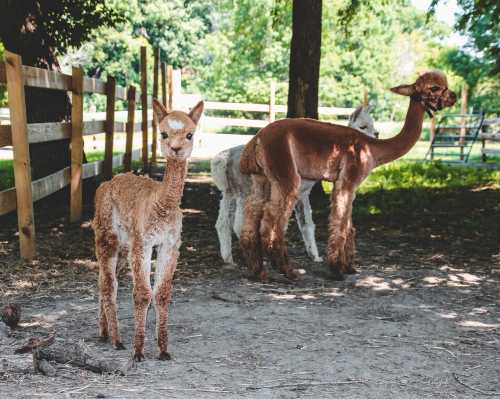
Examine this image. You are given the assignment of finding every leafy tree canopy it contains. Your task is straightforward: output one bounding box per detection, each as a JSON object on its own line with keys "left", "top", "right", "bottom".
{"left": 430, "top": 0, "right": 499, "bottom": 76}
{"left": 0, "top": 0, "right": 123, "bottom": 66}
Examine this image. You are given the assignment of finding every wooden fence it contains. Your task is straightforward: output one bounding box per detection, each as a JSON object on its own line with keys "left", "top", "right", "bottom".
{"left": 0, "top": 47, "right": 174, "bottom": 259}
{"left": 1, "top": 48, "right": 366, "bottom": 260}
{"left": 177, "top": 74, "right": 361, "bottom": 130}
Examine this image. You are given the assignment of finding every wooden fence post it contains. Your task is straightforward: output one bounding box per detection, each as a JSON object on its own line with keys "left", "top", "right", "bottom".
{"left": 459, "top": 84, "right": 468, "bottom": 160}
{"left": 152, "top": 47, "right": 159, "bottom": 163}
{"left": 124, "top": 86, "right": 136, "bottom": 172}
{"left": 103, "top": 75, "right": 116, "bottom": 180}
{"left": 141, "top": 46, "right": 148, "bottom": 169}
{"left": 170, "top": 69, "right": 182, "bottom": 110}
{"left": 161, "top": 62, "right": 167, "bottom": 107}
{"left": 269, "top": 80, "right": 276, "bottom": 122}
{"left": 430, "top": 116, "right": 436, "bottom": 143}
{"left": 70, "top": 66, "right": 84, "bottom": 223}
{"left": 363, "top": 89, "right": 369, "bottom": 107}
{"left": 167, "top": 65, "right": 173, "bottom": 112}
{"left": 5, "top": 51, "right": 36, "bottom": 259}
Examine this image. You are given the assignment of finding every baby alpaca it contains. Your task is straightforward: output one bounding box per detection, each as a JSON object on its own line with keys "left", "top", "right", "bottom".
{"left": 93, "top": 99, "right": 204, "bottom": 361}
{"left": 211, "top": 105, "right": 377, "bottom": 265}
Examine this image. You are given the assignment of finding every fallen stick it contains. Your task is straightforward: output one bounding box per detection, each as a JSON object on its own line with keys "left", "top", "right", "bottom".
{"left": 453, "top": 373, "right": 500, "bottom": 396}
{"left": 34, "top": 340, "right": 126, "bottom": 375}
{"left": 244, "top": 379, "right": 367, "bottom": 390}
{"left": 15, "top": 334, "right": 55, "bottom": 354}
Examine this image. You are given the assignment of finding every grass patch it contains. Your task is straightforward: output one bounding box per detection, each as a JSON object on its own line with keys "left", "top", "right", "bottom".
{"left": 323, "top": 160, "right": 500, "bottom": 195}
{"left": 320, "top": 160, "right": 500, "bottom": 225}
{"left": 0, "top": 159, "right": 14, "bottom": 191}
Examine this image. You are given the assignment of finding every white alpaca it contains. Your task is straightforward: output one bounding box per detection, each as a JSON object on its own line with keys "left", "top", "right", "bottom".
{"left": 211, "top": 105, "right": 377, "bottom": 265}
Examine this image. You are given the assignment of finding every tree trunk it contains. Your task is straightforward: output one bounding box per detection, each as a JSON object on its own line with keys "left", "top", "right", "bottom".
{"left": 287, "top": 0, "right": 324, "bottom": 199}
{"left": 1, "top": 3, "right": 71, "bottom": 180}
{"left": 287, "top": 0, "right": 322, "bottom": 119}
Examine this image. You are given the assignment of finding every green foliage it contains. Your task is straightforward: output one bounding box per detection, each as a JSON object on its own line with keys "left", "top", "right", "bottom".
{"left": 430, "top": 0, "right": 499, "bottom": 76}
{"left": 0, "top": 160, "right": 14, "bottom": 191}
{"left": 320, "top": 1, "right": 453, "bottom": 119}
{"left": 79, "top": 0, "right": 210, "bottom": 81}
{"left": 432, "top": 47, "right": 500, "bottom": 113}
{"left": 184, "top": 0, "right": 455, "bottom": 120}
{"left": 0, "top": 0, "right": 123, "bottom": 55}
{"left": 187, "top": 0, "right": 291, "bottom": 105}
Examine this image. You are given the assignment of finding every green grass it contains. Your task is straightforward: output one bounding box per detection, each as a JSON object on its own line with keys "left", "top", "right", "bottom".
{"left": 323, "top": 160, "right": 500, "bottom": 195}
{"left": 0, "top": 159, "right": 14, "bottom": 191}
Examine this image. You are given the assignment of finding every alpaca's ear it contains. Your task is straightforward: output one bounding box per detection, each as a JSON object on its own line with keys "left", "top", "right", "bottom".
{"left": 350, "top": 106, "right": 362, "bottom": 122}
{"left": 153, "top": 99, "right": 168, "bottom": 122}
{"left": 189, "top": 100, "right": 204, "bottom": 125}
{"left": 390, "top": 84, "right": 415, "bottom": 96}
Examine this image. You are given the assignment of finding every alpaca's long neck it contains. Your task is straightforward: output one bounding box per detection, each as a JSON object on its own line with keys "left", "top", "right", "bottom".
{"left": 370, "top": 99, "right": 425, "bottom": 166}
{"left": 154, "top": 158, "right": 188, "bottom": 212}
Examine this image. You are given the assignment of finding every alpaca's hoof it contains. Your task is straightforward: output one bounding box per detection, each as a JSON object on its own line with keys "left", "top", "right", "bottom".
{"left": 259, "top": 270, "right": 269, "bottom": 283}
{"left": 222, "top": 256, "right": 235, "bottom": 265}
{"left": 114, "top": 341, "right": 126, "bottom": 350}
{"left": 98, "top": 335, "right": 108, "bottom": 343}
{"left": 158, "top": 351, "right": 172, "bottom": 361}
{"left": 329, "top": 268, "right": 345, "bottom": 281}
{"left": 343, "top": 265, "right": 358, "bottom": 275}
{"left": 133, "top": 352, "right": 145, "bottom": 362}
{"left": 285, "top": 268, "right": 301, "bottom": 280}
{"left": 312, "top": 256, "right": 324, "bottom": 263}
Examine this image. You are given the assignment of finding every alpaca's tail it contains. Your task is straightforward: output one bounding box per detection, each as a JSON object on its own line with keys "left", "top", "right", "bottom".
{"left": 240, "top": 137, "right": 261, "bottom": 175}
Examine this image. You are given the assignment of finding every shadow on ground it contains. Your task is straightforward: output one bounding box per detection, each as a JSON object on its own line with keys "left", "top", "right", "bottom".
{"left": 0, "top": 176, "right": 499, "bottom": 398}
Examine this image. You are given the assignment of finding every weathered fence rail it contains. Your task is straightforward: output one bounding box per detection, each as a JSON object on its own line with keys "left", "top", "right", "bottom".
{"left": 0, "top": 47, "right": 170, "bottom": 259}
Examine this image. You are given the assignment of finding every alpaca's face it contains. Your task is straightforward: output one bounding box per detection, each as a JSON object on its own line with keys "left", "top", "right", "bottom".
{"left": 390, "top": 71, "right": 457, "bottom": 111}
{"left": 416, "top": 71, "right": 457, "bottom": 110}
{"left": 348, "top": 106, "right": 378, "bottom": 138}
{"left": 159, "top": 112, "right": 196, "bottom": 160}
{"left": 153, "top": 100, "right": 204, "bottom": 160}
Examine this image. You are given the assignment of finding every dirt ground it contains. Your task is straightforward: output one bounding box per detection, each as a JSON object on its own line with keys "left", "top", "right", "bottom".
{"left": 0, "top": 175, "right": 499, "bottom": 398}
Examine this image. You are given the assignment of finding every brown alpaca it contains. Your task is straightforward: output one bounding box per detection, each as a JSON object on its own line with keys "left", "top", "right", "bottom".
{"left": 93, "top": 100, "right": 204, "bottom": 361}
{"left": 239, "top": 71, "right": 456, "bottom": 281}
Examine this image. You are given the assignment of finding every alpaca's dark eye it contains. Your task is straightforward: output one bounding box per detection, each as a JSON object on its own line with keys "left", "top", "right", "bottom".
{"left": 161, "top": 132, "right": 168, "bottom": 139}
{"left": 186, "top": 133, "right": 193, "bottom": 140}
{"left": 360, "top": 125, "right": 367, "bottom": 130}
{"left": 431, "top": 86, "right": 441, "bottom": 92}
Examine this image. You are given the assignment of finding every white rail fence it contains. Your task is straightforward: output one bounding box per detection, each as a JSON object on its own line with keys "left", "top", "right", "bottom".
{"left": 0, "top": 69, "right": 360, "bottom": 161}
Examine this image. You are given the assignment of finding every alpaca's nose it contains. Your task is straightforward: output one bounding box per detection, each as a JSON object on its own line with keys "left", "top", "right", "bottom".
{"left": 171, "top": 146, "right": 181, "bottom": 153}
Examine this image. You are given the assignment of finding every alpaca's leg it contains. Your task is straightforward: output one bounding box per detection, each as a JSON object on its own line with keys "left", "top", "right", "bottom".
{"left": 116, "top": 246, "right": 129, "bottom": 278}
{"left": 240, "top": 175, "right": 268, "bottom": 280}
{"left": 153, "top": 230, "right": 181, "bottom": 360}
{"left": 96, "top": 231, "right": 123, "bottom": 349}
{"left": 327, "top": 182, "right": 357, "bottom": 280}
{"left": 215, "top": 194, "right": 236, "bottom": 264}
{"left": 98, "top": 273, "right": 108, "bottom": 341}
{"left": 260, "top": 182, "right": 299, "bottom": 280}
{"left": 294, "top": 183, "right": 322, "bottom": 262}
{"left": 131, "top": 241, "right": 152, "bottom": 361}
{"left": 233, "top": 195, "right": 246, "bottom": 239}
{"left": 344, "top": 225, "right": 356, "bottom": 267}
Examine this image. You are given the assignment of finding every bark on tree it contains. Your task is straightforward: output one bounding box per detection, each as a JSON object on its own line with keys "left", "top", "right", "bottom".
{"left": 287, "top": 0, "right": 325, "bottom": 199}
{"left": 287, "top": 0, "right": 322, "bottom": 119}
{"left": 1, "top": 4, "right": 71, "bottom": 180}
